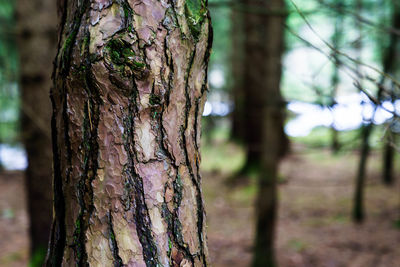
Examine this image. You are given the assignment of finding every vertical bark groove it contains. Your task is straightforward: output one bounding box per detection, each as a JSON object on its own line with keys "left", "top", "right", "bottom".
{"left": 108, "top": 211, "right": 124, "bottom": 267}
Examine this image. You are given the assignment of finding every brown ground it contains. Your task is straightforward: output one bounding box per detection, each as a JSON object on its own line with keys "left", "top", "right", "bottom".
{"left": 0, "top": 145, "right": 399, "bottom": 267}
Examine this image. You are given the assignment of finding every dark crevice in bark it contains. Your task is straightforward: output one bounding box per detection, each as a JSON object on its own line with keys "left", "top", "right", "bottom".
{"left": 59, "top": 0, "right": 89, "bottom": 76}
{"left": 120, "top": 0, "right": 133, "bottom": 29}
{"left": 193, "top": 99, "right": 201, "bottom": 154}
{"left": 182, "top": 47, "right": 207, "bottom": 265}
{"left": 161, "top": 181, "right": 193, "bottom": 265}
{"left": 163, "top": 39, "right": 173, "bottom": 108}
{"left": 169, "top": 2, "right": 184, "bottom": 38}
{"left": 45, "top": 0, "right": 70, "bottom": 265}
{"left": 52, "top": 0, "right": 68, "bottom": 78}
{"left": 123, "top": 84, "right": 160, "bottom": 267}
{"left": 45, "top": 94, "right": 66, "bottom": 267}
{"left": 107, "top": 211, "right": 124, "bottom": 267}
{"left": 73, "top": 76, "right": 101, "bottom": 265}
{"left": 71, "top": 18, "right": 102, "bottom": 264}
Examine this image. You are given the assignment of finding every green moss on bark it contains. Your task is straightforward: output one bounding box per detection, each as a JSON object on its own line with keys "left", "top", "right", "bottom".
{"left": 105, "top": 38, "right": 147, "bottom": 78}
{"left": 185, "top": 0, "right": 207, "bottom": 39}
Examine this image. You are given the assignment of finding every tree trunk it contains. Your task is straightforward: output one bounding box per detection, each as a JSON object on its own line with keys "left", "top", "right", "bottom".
{"left": 352, "top": 0, "right": 367, "bottom": 224}
{"left": 230, "top": 1, "right": 246, "bottom": 142}
{"left": 241, "top": 0, "right": 288, "bottom": 176}
{"left": 16, "top": 0, "right": 57, "bottom": 262}
{"left": 241, "top": 0, "right": 266, "bottom": 174}
{"left": 383, "top": 136, "right": 395, "bottom": 185}
{"left": 381, "top": 3, "right": 400, "bottom": 186}
{"left": 46, "top": 1, "right": 212, "bottom": 266}
{"left": 329, "top": 1, "right": 343, "bottom": 154}
{"left": 353, "top": 124, "right": 372, "bottom": 223}
{"left": 250, "top": 0, "right": 287, "bottom": 266}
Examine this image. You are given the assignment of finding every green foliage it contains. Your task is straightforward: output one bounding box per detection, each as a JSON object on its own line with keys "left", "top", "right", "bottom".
{"left": 282, "top": 0, "right": 395, "bottom": 103}
{"left": 394, "top": 218, "right": 400, "bottom": 230}
{"left": 0, "top": 84, "right": 19, "bottom": 143}
{"left": 0, "top": 0, "right": 19, "bottom": 144}
{"left": 208, "top": 0, "right": 231, "bottom": 81}
{"left": 287, "top": 239, "right": 308, "bottom": 252}
{"left": 29, "top": 247, "right": 47, "bottom": 267}
{"left": 201, "top": 119, "right": 245, "bottom": 173}
{"left": 0, "top": 0, "right": 18, "bottom": 84}
{"left": 291, "top": 125, "right": 386, "bottom": 150}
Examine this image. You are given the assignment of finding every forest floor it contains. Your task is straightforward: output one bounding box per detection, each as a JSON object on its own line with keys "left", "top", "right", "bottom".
{"left": 0, "top": 143, "right": 399, "bottom": 267}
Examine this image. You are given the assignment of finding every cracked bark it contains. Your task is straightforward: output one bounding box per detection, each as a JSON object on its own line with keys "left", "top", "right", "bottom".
{"left": 46, "top": 0, "right": 212, "bottom": 266}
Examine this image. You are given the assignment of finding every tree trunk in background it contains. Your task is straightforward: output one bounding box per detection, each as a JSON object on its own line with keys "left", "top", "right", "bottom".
{"left": 352, "top": 0, "right": 368, "bottom": 224}
{"left": 46, "top": 0, "right": 212, "bottom": 266}
{"left": 16, "top": 0, "right": 57, "bottom": 263}
{"left": 353, "top": 123, "right": 372, "bottom": 223}
{"left": 241, "top": 0, "right": 288, "bottom": 176}
{"left": 250, "top": 0, "right": 287, "bottom": 266}
{"left": 230, "top": 1, "right": 246, "bottom": 142}
{"left": 383, "top": 135, "right": 395, "bottom": 185}
{"left": 381, "top": 4, "right": 400, "bottom": 186}
{"left": 241, "top": 0, "right": 265, "bottom": 173}
{"left": 329, "top": 1, "right": 344, "bottom": 154}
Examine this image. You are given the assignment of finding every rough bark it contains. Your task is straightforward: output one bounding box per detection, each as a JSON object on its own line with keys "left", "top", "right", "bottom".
{"left": 249, "top": 0, "right": 287, "bottom": 266}
{"left": 46, "top": 0, "right": 212, "bottom": 266}
{"left": 16, "top": 0, "right": 57, "bottom": 262}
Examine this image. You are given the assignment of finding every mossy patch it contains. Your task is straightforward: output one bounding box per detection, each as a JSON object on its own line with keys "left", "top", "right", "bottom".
{"left": 106, "top": 39, "right": 135, "bottom": 65}
{"left": 185, "top": 0, "right": 207, "bottom": 39}
{"left": 104, "top": 38, "right": 147, "bottom": 77}
{"left": 149, "top": 94, "right": 161, "bottom": 106}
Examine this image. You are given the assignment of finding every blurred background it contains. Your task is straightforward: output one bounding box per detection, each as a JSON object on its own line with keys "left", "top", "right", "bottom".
{"left": 0, "top": 0, "right": 399, "bottom": 266}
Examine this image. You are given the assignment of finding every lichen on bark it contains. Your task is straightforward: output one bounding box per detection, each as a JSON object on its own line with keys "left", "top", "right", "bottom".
{"left": 46, "top": 0, "right": 212, "bottom": 266}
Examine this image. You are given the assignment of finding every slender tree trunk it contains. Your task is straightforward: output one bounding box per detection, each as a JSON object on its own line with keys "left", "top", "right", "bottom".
{"left": 353, "top": 123, "right": 372, "bottom": 223}
{"left": 329, "top": 2, "right": 343, "bottom": 154}
{"left": 352, "top": 0, "right": 368, "bottom": 224}
{"left": 250, "top": 0, "right": 287, "bottom": 266}
{"left": 46, "top": 1, "right": 212, "bottom": 266}
{"left": 254, "top": 164, "right": 277, "bottom": 267}
{"left": 383, "top": 135, "right": 395, "bottom": 185}
{"left": 16, "top": 0, "right": 57, "bottom": 262}
{"left": 381, "top": 3, "right": 400, "bottom": 186}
